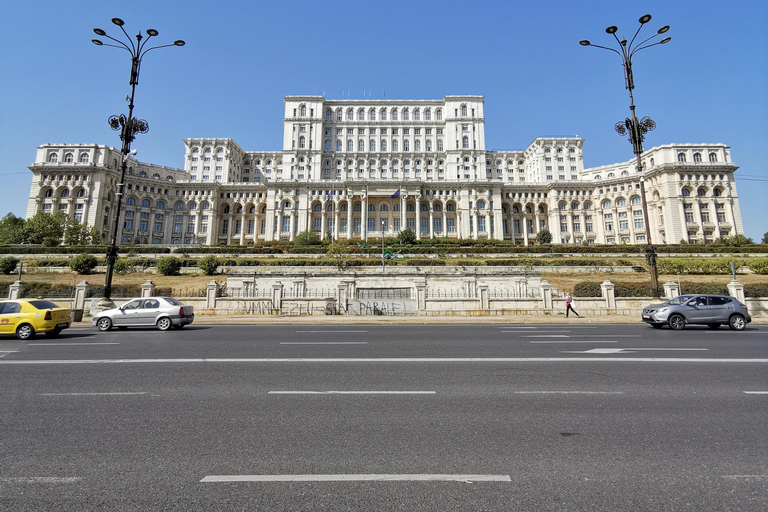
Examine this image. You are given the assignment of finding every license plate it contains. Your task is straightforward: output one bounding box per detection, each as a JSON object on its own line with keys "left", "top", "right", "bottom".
{"left": 56, "top": 322, "right": 69, "bottom": 328}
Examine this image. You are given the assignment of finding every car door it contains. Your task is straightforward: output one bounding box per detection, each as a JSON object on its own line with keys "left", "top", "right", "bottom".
{"left": 0, "top": 302, "right": 22, "bottom": 334}
{"left": 707, "top": 296, "right": 732, "bottom": 324}
{"left": 685, "top": 296, "right": 712, "bottom": 324}
{"left": 115, "top": 299, "right": 143, "bottom": 326}
{"left": 135, "top": 298, "right": 160, "bottom": 326}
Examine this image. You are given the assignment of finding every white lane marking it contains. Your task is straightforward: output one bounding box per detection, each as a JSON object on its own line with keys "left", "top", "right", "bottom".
{"left": 514, "top": 391, "right": 624, "bottom": 395}
{"left": 531, "top": 340, "right": 618, "bottom": 344}
{"left": 722, "top": 475, "right": 768, "bottom": 480}
{"left": 269, "top": 391, "right": 435, "bottom": 395}
{"left": 497, "top": 327, "right": 538, "bottom": 329}
{"left": 28, "top": 343, "right": 119, "bottom": 346}
{"left": 201, "top": 474, "right": 511, "bottom": 483}
{"left": 0, "top": 477, "right": 82, "bottom": 483}
{"left": 743, "top": 391, "right": 768, "bottom": 394}
{"left": 2, "top": 358, "right": 767, "bottom": 364}
{"left": 295, "top": 330, "right": 369, "bottom": 333}
{"left": 501, "top": 330, "right": 571, "bottom": 333}
{"left": 562, "top": 348, "right": 710, "bottom": 354}
{"left": 280, "top": 342, "right": 368, "bottom": 345}
{"left": 523, "top": 335, "right": 570, "bottom": 338}
{"left": 577, "top": 335, "right": 643, "bottom": 338}
{"left": 39, "top": 392, "right": 148, "bottom": 396}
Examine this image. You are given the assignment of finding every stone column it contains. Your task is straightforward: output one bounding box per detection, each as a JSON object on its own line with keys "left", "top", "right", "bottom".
{"left": 663, "top": 280, "right": 680, "bottom": 299}
{"left": 429, "top": 208, "right": 434, "bottom": 239}
{"left": 226, "top": 213, "right": 233, "bottom": 245}
{"left": 337, "top": 283, "right": 348, "bottom": 314}
{"left": 478, "top": 283, "right": 489, "bottom": 311}
{"left": 727, "top": 279, "right": 745, "bottom": 304}
{"left": 8, "top": 280, "right": 26, "bottom": 300}
{"left": 415, "top": 199, "right": 421, "bottom": 240}
{"left": 320, "top": 208, "right": 327, "bottom": 240}
{"left": 601, "top": 280, "right": 616, "bottom": 310}
{"left": 347, "top": 201, "right": 353, "bottom": 239}
{"left": 540, "top": 280, "right": 552, "bottom": 310}
{"left": 272, "top": 283, "right": 284, "bottom": 313}
{"left": 206, "top": 280, "right": 218, "bottom": 311}
{"left": 140, "top": 280, "right": 156, "bottom": 297}
{"left": 239, "top": 212, "right": 246, "bottom": 245}
{"left": 74, "top": 280, "right": 91, "bottom": 310}
{"left": 415, "top": 280, "right": 427, "bottom": 312}
{"left": 289, "top": 212, "right": 296, "bottom": 242}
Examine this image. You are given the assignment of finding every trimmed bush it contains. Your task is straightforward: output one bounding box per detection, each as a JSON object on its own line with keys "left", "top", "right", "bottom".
{"left": 747, "top": 258, "right": 768, "bottom": 275}
{"left": 156, "top": 256, "right": 182, "bottom": 276}
{"left": 69, "top": 253, "right": 98, "bottom": 274}
{"left": 197, "top": 255, "right": 220, "bottom": 275}
{"left": 0, "top": 256, "right": 18, "bottom": 275}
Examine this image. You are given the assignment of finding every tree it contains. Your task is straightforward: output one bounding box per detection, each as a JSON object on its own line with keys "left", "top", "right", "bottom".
{"left": 326, "top": 238, "right": 354, "bottom": 270}
{"left": 197, "top": 255, "right": 220, "bottom": 275}
{"left": 24, "top": 211, "right": 65, "bottom": 245}
{"left": 536, "top": 229, "right": 552, "bottom": 245}
{"left": 69, "top": 253, "right": 98, "bottom": 274}
{"left": 396, "top": 228, "right": 416, "bottom": 245}
{"left": 294, "top": 230, "right": 321, "bottom": 247}
{"left": 156, "top": 256, "right": 182, "bottom": 276}
{"left": 762, "top": 232, "right": 768, "bottom": 245}
{"left": 0, "top": 213, "right": 26, "bottom": 244}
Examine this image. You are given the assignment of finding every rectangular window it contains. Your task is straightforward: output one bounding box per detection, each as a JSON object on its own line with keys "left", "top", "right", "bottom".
{"left": 222, "top": 219, "right": 229, "bottom": 235}
{"left": 313, "top": 218, "right": 321, "bottom": 231}
{"left": 634, "top": 219, "right": 644, "bottom": 229}
{"left": 447, "top": 218, "right": 455, "bottom": 233}
{"left": 380, "top": 218, "right": 388, "bottom": 232}
{"left": 153, "top": 222, "right": 163, "bottom": 232}
{"left": 340, "top": 218, "right": 348, "bottom": 233}
{"left": 187, "top": 223, "right": 194, "bottom": 233}
{"left": 174, "top": 223, "right": 182, "bottom": 233}
{"left": 605, "top": 221, "right": 614, "bottom": 232}
{"left": 282, "top": 217, "right": 290, "bottom": 233}
{"left": 139, "top": 221, "right": 148, "bottom": 231}
{"left": 327, "top": 218, "right": 335, "bottom": 233}
{"left": 619, "top": 220, "right": 628, "bottom": 230}
{"left": 235, "top": 220, "right": 242, "bottom": 234}
{"left": 421, "top": 217, "right": 429, "bottom": 234}
{"left": 433, "top": 218, "right": 442, "bottom": 234}
{"left": 124, "top": 219, "right": 133, "bottom": 230}
{"left": 248, "top": 220, "right": 254, "bottom": 234}
{"left": 260, "top": 220, "right": 266, "bottom": 234}
{"left": 406, "top": 218, "right": 415, "bottom": 232}
{"left": 354, "top": 218, "right": 361, "bottom": 234}
{"left": 367, "top": 218, "right": 375, "bottom": 232}
{"left": 393, "top": 218, "right": 400, "bottom": 232}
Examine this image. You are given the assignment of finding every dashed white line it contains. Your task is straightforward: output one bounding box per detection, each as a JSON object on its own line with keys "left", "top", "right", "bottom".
{"left": 0, "top": 477, "right": 82, "bottom": 484}
{"left": 2, "top": 358, "right": 767, "bottom": 364}
{"left": 531, "top": 340, "right": 618, "bottom": 344}
{"left": 280, "top": 342, "right": 368, "bottom": 345}
{"left": 295, "top": 330, "right": 369, "bottom": 333}
{"left": 39, "top": 392, "right": 148, "bottom": 396}
{"left": 743, "top": 391, "right": 768, "bottom": 395}
{"left": 269, "top": 391, "right": 435, "bottom": 395}
{"left": 28, "top": 343, "right": 119, "bottom": 346}
{"left": 514, "top": 391, "right": 624, "bottom": 395}
{"left": 201, "top": 474, "right": 511, "bottom": 483}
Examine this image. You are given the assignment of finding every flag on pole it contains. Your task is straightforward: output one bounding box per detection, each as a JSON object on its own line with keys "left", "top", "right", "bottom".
{"left": 361, "top": 186, "right": 368, "bottom": 202}
{"left": 390, "top": 188, "right": 400, "bottom": 199}
{"left": 326, "top": 187, "right": 334, "bottom": 201}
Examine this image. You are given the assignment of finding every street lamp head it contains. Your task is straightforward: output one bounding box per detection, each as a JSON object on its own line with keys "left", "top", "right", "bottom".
{"left": 639, "top": 14, "right": 652, "bottom": 24}
{"left": 146, "top": 28, "right": 158, "bottom": 37}
{"left": 174, "top": 40, "right": 185, "bottom": 46}
{"left": 579, "top": 40, "right": 591, "bottom": 46}
{"left": 91, "top": 39, "right": 103, "bottom": 46}
{"left": 660, "top": 36, "right": 672, "bottom": 44}
{"left": 111, "top": 18, "right": 125, "bottom": 27}
{"left": 93, "top": 28, "right": 106, "bottom": 36}
{"left": 605, "top": 26, "right": 618, "bottom": 34}
{"left": 657, "top": 25, "right": 670, "bottom": 34}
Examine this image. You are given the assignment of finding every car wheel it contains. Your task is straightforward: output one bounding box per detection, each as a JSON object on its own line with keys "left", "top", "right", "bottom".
{"left": 157, "top": 317, "right": 172, "bottom": 331}
{"left": 668, "top": 314, "right": 686, "bottom": 330}
{"left": 16, "top": 324, "right": 35, "bottom": 340}
{"left": 728, "top": 314, "right": 746, "bottom": 331}
{"left": 45, "top": 327, "right": 63, "bottom": 337}
{"left": 96, "top": 317, "right": 113, "bottom": 331}
{"left": 650, "top": 323, "right": 664, "bottom": 329}
{"left": 707, "top": 323, "right": 721, "bottom": 330}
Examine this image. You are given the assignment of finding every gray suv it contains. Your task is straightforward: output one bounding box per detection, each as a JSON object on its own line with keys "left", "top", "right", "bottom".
{"left": 642, "top": 294, "right": 751, "bottom": 330}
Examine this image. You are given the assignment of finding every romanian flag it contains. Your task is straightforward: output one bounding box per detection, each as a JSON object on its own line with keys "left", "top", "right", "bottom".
{"left": 361, "top": 186, "right": 368, "bottom": 202}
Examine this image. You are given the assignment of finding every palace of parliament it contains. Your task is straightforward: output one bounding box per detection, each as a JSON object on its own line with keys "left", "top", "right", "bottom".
{"left": 26, "top": 95, "right": 744, "bottom": 246}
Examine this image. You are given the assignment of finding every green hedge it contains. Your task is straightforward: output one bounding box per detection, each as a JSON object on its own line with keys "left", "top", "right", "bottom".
{"left": 574, "top": 280, "right": 768, "bottom": 298}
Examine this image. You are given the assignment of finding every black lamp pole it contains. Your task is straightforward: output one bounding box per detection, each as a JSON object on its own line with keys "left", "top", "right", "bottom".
{"left": 580, "top": 14, "right": 671, "bottom": 298}
{"left": 92, "top": 18, "right": 184, "bottom": 304}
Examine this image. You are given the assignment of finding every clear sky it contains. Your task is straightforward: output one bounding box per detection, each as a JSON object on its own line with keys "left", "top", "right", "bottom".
{"left": 1, "top": 0, "right": 766, "bottom": 240}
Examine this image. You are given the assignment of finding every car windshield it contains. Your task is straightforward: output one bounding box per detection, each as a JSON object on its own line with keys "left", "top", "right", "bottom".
{"left": 28, "top": 300, "right": 61, "bottom": 310}
{"left": 667, "top": 296, "right": 694, "bottom": 305}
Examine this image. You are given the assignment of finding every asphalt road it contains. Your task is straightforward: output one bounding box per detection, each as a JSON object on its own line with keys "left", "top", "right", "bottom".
{"left": 1, "top": 324, "right": 766, "bottom": 511}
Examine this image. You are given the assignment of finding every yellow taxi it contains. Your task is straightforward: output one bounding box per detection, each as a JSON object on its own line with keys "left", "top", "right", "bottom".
{"left": 0, "top": 299, "right": 71, "bottom": 340}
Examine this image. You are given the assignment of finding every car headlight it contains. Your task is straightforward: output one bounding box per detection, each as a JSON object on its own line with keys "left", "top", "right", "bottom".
{"left": 656, "top": 308, "right": 668, "bottom": 314}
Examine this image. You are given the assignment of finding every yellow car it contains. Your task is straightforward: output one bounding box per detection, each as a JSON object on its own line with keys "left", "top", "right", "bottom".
{"left": 0, "top": 299, "right": 72, "bottom": 340}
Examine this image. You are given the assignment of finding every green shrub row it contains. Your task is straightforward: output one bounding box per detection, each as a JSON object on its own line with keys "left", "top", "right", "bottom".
{"left": 574, "top": 280, "right": 768, "bottom": 298}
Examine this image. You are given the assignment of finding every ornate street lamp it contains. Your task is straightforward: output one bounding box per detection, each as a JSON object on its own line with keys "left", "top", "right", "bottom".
{"left": 580, "top": 14, "right": 671, "bottom": 297}
{"left": 92, "top": 18, "right": 184, "bottom": 305}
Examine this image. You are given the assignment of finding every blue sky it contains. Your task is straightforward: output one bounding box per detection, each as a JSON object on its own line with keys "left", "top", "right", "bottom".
{"left": 1, "top": 0, "right": 766, "bottom": 240}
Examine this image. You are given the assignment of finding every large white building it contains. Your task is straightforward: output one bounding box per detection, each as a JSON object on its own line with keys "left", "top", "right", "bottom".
{"left": 26, "top": 95, "right": 744, "bottom": 246}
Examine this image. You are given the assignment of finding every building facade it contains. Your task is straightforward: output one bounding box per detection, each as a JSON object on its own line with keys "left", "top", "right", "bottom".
{"left": 26, "top": 95, "right": 743, "bottom": 246}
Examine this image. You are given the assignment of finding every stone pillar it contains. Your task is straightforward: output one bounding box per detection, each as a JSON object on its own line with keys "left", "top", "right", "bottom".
{"left": 206, "top": 280, "right": 218, "bottom": 310}
{"left": 415, "top": 199, "right": 421, "bottom": 240}
{"left": 415, "top": 280, "right": 427, "bottom": 312}
{"left": 478, "top": 283, "right": 489, "bottom": 311}
{"left": 272, "top": 283, "right": 284, "bottom": 313}
{"left": 337, "top": 283, "right": 348, "bottom": 314}
{"left": 141, "top": 280, "right": 156, "bottom": 297}
{"left": 727, "top": 279, "right": 745, "bottom": 304}
{"left": 540, "top": 280, "right": 553, "bottom": 310}
{"left": 8, "top": 280, "right": 26, "bottom": 300}
{"left": 663, "top": 280, "right": 680, "bottom": 299}
{"left": 74, "top": 280, "right": 91, "bottom": 311}
{"left": 601, "top": 280, "right": 616, "bottom": 310}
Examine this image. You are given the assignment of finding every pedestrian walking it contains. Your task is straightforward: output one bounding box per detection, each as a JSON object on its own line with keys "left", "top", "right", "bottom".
{"left": 565, "top": 293, "right": 580, "bottom": 318}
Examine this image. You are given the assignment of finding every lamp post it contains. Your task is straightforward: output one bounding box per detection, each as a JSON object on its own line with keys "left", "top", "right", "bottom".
{"left": 91, "top": 18, "right": 184, "bottom": 305}
{"left": 580, "top": 14, "right": 670, "bottom": 298}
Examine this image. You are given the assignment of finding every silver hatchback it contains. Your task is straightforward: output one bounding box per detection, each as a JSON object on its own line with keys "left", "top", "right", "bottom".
{"left": 641, "top": 294, "right": 751, "bottom": 331}
{"left": 93, "top": 297, "right": 194, "bottom": 331}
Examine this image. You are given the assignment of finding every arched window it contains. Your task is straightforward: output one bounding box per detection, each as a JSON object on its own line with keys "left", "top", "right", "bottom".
{"left": 477, "top": 201, "right": 485, "bottom": 209}
{"left": 223, "top": 205, "right": 230, "bottom": 214}
{"left": 358, "top": 108, "right": 365, "bottom": 121}
{"left": 415, "top": 140, "right": 421, "bottom": 152}
{"left": 693, "top": 153, "right": 702, "bottom": 163}
{"left": 403, "top": 140, "right": 410, "bottom": 152}
{"left": 300, "top": 105, "right": 307, "bottom": 116}
{"left": 354, "top": 204, "right": 361, "bottom": 212}
{"left": 327, "top": 204, "right": 334, "bottom": 212}
{"left": 76, "top": 189, "right": 85, "bottom": 197}
{"left": 414, "top": 108, "right": 420, "bottom": 120}
{"left": 681, "top": 188, "right": 690, "bottom": 197}
{"left": 299, "top": 136, "right": 306, "bottom": 149}
{"left": 336, "top": 108, "right": 342, "bottom": 121}
{"left": 571, "top": 202, "right": 579, "bottom": 210}
{"left": 437, "top": 140, "right": 444, "bottom": 151}
{"left": 48, "top": 153, "right": 58, "bottom": 163}
{"left": 462, "top": 136, "right": 469, "bottom": 149}
{"left": 433, "top": 204, "right": 441, "bottom": 212}
{"left": 512, "top": 205, "right": 519, "bottom": 214}
{"left": 407, "top": 204, "right": 415, "bottom": 212}
{"left": 79, "top": 153, "right": 89, "bottom": 163}
{"left": 358, "top": 140, "right": 365, "bottom": 152}
{"left": 201, "top": 202, "right": 210, "bottom": 210}
{"left": 709, "top": 153, "right": 718, "bottom": 163}
{"left": 370, "top": 140, "right": 376, "bottom": 152}
{"left": 617, "top": 198, "right": 626, "bottom": 207}
{"left": 420, "top": 204, "right": 428, "bottom": 212}
{"left": 402, "top": 108, "right": 409, "bottom": 121}
{"left": 461, "top": 105, "right": 468, "bottom": 116}
{"left": 126, "top": 197, "right": 135, "bottom": 205}
{"left": 236, "top": 206, "right": 242, "bottom": 214}
{"left": 713, "top": 188, "right": 722, "bottom": 197}
{"left": 436, "top": 109, "right": 442, "bottom": 121}
{"left": 340, "top": 204, "right": 348, "bottom": 212}
{"left": 368, "top": 203, "right": 376, "bottom": 212}
{"left": 678, "top": 153, "right": 687, "bottom": 163}
{"left": 369, "top": 108, "right": 376, "bottom": 121}
{"left": 141, "top": 199, "right": 150, "bottom": 207}
{"left": 392, "top": 140, "right": 399, "bottom": 152}
{"left": 381, "top": 140, "right": 387, "bottom": 152}
{"left": 607, "top": 173, "right": 615, "bottom": 179}
{"left": 189, "top": 202, "right": 197, "bottom": 210}
{"left": 325, "top": 109, "right": 332, "bottom": 121}
{"left": 424, "top": 108, "right": 431, "bottom": 121}
{"left": 697, "top": 188, "right": 706, "bottom": 196}
{"left": 558, "top": 202, "right": 566, "bottom": 210}
{"left": 447, "top": 204, "right": 455, "bottom": 212}
{"left": 156, "top": 201, "right": 164, "bottom": 209}
{"left": 391, "top": 108, "right": 398, "bottom": 121}
{"left": 426, "top": 140, "right": 432, "bottom": 152}
{"left": 346, "top": 108, "right": 354, "bottom": 120}
{"left": 347, "top": 140, "right": 353, "bottom": 152}
{"left": 61, "top": 189, "right": 70, "bottom": 198}
{"left": 283, "top": 201, "right": 291, "bottom": 209}
{"left": 380, "top": 108, "right": 387, "bottom": 121}
{"left": 393, "top": 204, "right": 400, "bottom": 212}
{"left": 313, "top": 204, "right": 321, "bottom": 212}
{"left": 325, "top": 140, "right": 331, "bottom": 152}
{"left": 64, "top": 153, "right": 74, "bottom": 163}
{"left": 175, "top": 202, "right": 184, "bottom": 210}
{"left": 380, "top": 204, "right": 388, "bottom": 211}
{"left": 249, "top": 206, "right": 255, "bottom": 214}
{"left": 336, "top": 140, "right": 342, "bottom": 152}
{"left": 602, "top": 200, "right": 612, "bottom": 209}
{"left": 584, "top": 202, "right": 592, "bottom": 210}
{"left": 631, "top": 196, "right": 641, "bottom": 205}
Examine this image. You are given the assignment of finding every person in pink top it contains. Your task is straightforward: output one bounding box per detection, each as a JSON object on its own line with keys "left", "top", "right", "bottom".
{"left": 566, "top": 293, "right": 580, "bottom": 318}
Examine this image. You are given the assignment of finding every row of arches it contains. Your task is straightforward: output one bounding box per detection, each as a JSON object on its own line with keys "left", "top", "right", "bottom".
{"left": 322, "top": 106, "right": 444, "bottom": 122}
{"left": 323, "top": 138, "right": 443, "bottom": 153}
{"left": 48, "top": 152, "right": 90, "bottom": 164}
